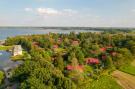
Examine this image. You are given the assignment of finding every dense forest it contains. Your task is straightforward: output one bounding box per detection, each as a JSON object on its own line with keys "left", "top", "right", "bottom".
{"left": 1, "top": 30, "right": 135, "bottom": 89}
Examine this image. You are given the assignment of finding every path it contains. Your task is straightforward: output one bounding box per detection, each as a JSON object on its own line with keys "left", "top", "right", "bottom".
{"left": 112, "top": 70, "right": 135, "bottom": 89}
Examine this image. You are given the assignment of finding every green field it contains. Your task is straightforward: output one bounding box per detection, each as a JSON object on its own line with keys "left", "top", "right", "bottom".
{"left": 89, "top": 75, "right": 123, "bottom": 89}
{"left": 0, "top": 46, "right": 12, "bottom": 51}
{"left": 120, "top": 64, "right": 135, "bottom": 76}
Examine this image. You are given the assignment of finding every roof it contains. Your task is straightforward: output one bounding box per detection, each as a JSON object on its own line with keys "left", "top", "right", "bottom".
{"left": 86, "top": 58, "right": 99, "bottom": 64}
{"left": 66, "top": 65, "right": 84, "bottom": 72}
{"left": 53, "top": 45, "right": 58, "bottom": 49}
{"left": 100, "top": 47, "right": 106, "bottom": 52}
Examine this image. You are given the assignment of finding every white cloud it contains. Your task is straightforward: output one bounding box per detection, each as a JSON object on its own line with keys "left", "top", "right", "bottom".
{"left": 25, "top": 7, "right": 78, "bottom": 16}
{"left": 36, "top": 8, "right": 59, "bottom": 15}
{"left": 25, "top": 8, "right": 33, "bottom": 12}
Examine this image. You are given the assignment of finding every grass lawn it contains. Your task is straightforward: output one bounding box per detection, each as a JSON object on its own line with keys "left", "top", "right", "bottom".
{"left": 0, "top": 46, "right": 12, "bottom": 50}
{"left": 89, "top": 75, "right": 123, "bottom": 89}
{"left": 11, "top": 51, "right": 31, "bottom": 61}
{"left": 119, "top": 64, "right": 135, "bottom": 76}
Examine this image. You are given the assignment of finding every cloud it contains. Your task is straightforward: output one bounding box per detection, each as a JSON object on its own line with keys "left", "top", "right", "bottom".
{"left": 25, "top": 7, "right": 78, "bottom": 16}
{"left": 25, "top": 8, "right": 33, "bottom": 12}
{"left": 36, "top": 8, "right": 59, "bottom": 15}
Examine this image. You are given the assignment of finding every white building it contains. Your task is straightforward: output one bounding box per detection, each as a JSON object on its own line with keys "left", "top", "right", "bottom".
{"left": 12, "top": 45, "right": 22, "bottom": 56}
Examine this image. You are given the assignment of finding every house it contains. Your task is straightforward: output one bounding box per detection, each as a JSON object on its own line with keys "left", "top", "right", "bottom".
{"left": 12, "top": 45, "right": 22, "bottom": 56}
{"left": 66, "top": 65, "right": 84, "bottom": 72}
{"left": 100, "top": 47, "right": 106, "bottom": 52}
{"left": 53, "top": 45, "right": 58, "bottom": 49}
{"left": 86, "top": 58, "right": 99, "bottom": 64}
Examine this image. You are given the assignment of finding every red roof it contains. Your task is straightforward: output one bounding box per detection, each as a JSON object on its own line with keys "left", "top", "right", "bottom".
{"left": 86, "top": 58, "right": 99, "bottom": 64}
{"left": 66, "top": 65, "right": 84, "bottom": 72}
{"left": 66, "top": 65, "right": 74, "bottom": 70}
{"left": 100, "top": 47, "right": 106, "bottom": 52}
{"left": 100, "top": 46, "right": 113, "bottom": 52}
{"left": 53, "top": 45, "right": 58, "bottom": 49}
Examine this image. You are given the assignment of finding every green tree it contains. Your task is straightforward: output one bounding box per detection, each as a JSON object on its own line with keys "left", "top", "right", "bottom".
{"left": 0, "top": 71, "right": 4, "bottom": 85}
{"left": 54, "top": 54, "right": 64, "bottom": 71}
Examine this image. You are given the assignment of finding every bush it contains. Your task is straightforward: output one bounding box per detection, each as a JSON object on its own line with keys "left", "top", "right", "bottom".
{"left": 0, "top": 71, "right": 4, "bottom": 85}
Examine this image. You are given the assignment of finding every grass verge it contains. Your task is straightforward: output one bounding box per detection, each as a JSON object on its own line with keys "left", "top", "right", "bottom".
{"left": 89, "top": 75, "right": 123, "bottom": 89}
{"left": 0, "top": 46, "right": 12, "bottom": 51}
{"left": 119, "top": 64, "right": 135, "bottom": 76}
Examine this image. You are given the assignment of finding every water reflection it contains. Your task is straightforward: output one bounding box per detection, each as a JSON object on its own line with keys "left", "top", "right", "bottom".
{"left": 0, "top": 51, "right": 19, "bottom": 69}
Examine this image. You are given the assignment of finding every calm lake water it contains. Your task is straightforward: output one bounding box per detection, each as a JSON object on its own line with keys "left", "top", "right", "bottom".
{"left": 0, "top": 51, "right": 14, "bottom": 69}
{"left": 0, "top": 27, "right": 99, "bottom": 40}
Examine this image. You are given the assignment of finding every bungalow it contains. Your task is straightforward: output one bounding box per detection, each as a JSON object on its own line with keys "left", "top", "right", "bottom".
{"left": 100, "top": 47, "right": 106, "bottom": 52}
{"left": 12, "top": 45, "right": 22, "bottom": 56}
{"left": 86, "top": 58, "right": 99, "bottom": 64}
{"left": 100, "top": 46, "right": 113, "bottom": 52}
{"left": 53, "top": 45, "right": 58, "bottom": 49}
{"left": 66, "top": 65, "right": 83, "bottom": 72}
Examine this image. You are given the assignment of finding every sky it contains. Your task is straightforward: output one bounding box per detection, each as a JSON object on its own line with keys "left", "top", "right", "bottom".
{"left": 0, "top": 0, "right": 135, "bottom": 27}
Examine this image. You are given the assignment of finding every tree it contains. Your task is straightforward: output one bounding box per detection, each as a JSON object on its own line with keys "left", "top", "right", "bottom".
{"left": 76, "top": 50, "right": 84, "bottom": 64}
{"left": 126, "top": 40, "right": 135, "bottom": 55}
{"left": 104, "top": 56, "right": 113, "bottom": 69}
{"left": 0, "top": 71, "right": 4, "bottom": 85}
{"left": 20, "top": 77, "right": 51, "bottom": 89}
{"left": 54, "top": 54, "right": 64, "bottom": 71}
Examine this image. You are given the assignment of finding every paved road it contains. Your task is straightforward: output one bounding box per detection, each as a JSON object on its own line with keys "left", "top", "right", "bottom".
{"left": 112, "top": 70, "right": 135, "bottom": 89}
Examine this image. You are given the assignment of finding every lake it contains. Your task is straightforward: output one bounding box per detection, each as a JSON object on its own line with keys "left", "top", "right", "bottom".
{"left": 0, "top": 51, "right": 17, "bottom": 69}
{"left": 0, "top": 27, "right": 99, "bottom": 40}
